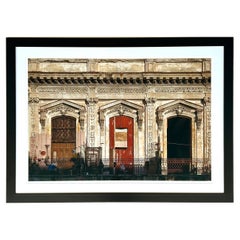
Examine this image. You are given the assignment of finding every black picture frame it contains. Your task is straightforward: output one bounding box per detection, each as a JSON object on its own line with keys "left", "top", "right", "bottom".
{"left": 6, "top": 37, "right": 233, "bottom": 202}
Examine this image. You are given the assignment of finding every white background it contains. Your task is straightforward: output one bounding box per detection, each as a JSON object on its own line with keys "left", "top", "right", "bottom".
{"left": 16, "top": 46, "right": 224, "bottom": 194}
{"left": 0, "top": 1, "right": 238, "bottom": 240}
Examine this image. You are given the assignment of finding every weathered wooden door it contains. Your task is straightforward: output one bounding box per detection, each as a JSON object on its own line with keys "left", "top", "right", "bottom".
{"left": 51, "top": 116, "right": 76, "bottom": 161}
{"left": 109, "top": 116, "right": 134, "bottom": 171}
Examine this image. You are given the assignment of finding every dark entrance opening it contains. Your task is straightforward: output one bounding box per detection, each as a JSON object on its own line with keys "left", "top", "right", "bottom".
{"left": 167, "top": 117, "right": 191, "bottom": 173}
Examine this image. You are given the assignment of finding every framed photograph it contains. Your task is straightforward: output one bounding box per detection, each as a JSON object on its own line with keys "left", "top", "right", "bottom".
{"left": 6, "top": 37, "right": 233, "bottom": 202}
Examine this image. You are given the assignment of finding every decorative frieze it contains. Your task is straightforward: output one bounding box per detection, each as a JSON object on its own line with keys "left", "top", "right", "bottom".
{"left": 97, "top": 87, "right": 146, "bottom": 94}
{"left": 155, "top": 86, "right": 207, "bottom": 93}
{"left": 36, "top": 86, "right": 88, "bottom": 98}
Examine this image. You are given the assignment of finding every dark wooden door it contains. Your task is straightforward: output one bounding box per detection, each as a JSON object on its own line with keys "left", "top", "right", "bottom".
{"left": 109, "top": 116, "right": 134, "bottom": 171}
{"left": 51, "top": 116, "right": 76, "bottom": 162}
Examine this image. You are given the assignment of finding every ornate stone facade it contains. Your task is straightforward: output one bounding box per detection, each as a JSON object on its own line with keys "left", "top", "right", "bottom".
{"left": 28, "top": 58, "right": 211, "bottom": 175}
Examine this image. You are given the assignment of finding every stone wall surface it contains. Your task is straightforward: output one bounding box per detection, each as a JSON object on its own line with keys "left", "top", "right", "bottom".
{"left": 29, "top": 58, "right": 211, "bottom": 73}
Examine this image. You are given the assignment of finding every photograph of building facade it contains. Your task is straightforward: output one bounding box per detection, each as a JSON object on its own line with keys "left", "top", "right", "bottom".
{"left": 28, "top": 58, "right": 211, "bottom": 180}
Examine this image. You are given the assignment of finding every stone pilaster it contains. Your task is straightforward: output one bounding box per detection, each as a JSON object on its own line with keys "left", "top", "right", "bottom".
{"left": 203, "top": 96, "right": 211, "bottom": 173}
{"left": 28, "top": 95, "right": 40, "bottom": 159}
{"left": 196, "top": 108, "right": 204, "bottom": 175}
{"left": 86, "top": 98, "right": 98, "bottom": 147}
{"left": 144, "top": 98, "right": 156, "bottom": 160}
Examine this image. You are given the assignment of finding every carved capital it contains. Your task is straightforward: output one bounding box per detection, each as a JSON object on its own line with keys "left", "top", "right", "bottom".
{"left": 29, "top": 97, "right": 39, "bottom": 104}
{"left": 202, "top": 96, "right": 211, "bottom": 106}
{"left": 39, "top": 109, "right": 47, "bottom": 129}
{"left": 86, "top": 98, "right": 98, "bottom": 105}
{"left": 144, "top": 97, "right": 156, "bottom": 105}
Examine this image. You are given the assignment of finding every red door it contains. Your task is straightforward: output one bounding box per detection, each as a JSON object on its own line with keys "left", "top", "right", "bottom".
{"left": 109, "top": 116, "right": 134, "bottom": 172}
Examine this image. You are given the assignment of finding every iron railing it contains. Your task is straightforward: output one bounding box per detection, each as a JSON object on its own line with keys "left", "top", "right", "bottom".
{"left": 29, "top": 158, "right": 211, "bottom": 181}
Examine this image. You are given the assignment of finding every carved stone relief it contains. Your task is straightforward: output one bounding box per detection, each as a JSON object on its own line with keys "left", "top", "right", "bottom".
{"left": 36, "top": 86, "right": 88, "bottom": 98}
{"left": 155, "top": 86, "right": 206, "bottom": 93}
{"left": 39, "top": 100, "right": 86, "bottom": 130}
{"left": 29, "top": 97, "right": 40, "bottom": 158}
{"left": 86, "top": 98, "right": 98, "bottom": 147}
{"left": 204, "top": 97, "right": 211, "bottom": 166}
{"left": 97, "top": 87, "right": 146, "bottom": 95}
{"left": 144, "top": 98, "right": 156, "bottom": 159}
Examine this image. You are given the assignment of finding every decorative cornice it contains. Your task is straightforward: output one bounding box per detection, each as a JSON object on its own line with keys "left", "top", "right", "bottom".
{"left": 28, "top": 72, "right": 210, "bottom": 85}
{"left": 29, "top": 58, "right": 211, "bottom": 85}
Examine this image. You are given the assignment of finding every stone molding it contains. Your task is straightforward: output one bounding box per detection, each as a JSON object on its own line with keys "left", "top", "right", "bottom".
{"left": 29, "top": 58, "right": 211, "bottom": 73}
{"left": 29, "top": 73, "right": 210, "bottom": 85}
{"left": 39, "top": 100, "right": 86, "bottom": 129}
{"left": 29, "top": 58, "right": 211, "bottom": 85}
{"left": 99, "top": 100, "right": 144, "bottom": 130}
{"left": 156, "top": 100, "right": 203, "bottom": 130}
{"left": 144, "top": 98, "right": 156, "bottom": 159}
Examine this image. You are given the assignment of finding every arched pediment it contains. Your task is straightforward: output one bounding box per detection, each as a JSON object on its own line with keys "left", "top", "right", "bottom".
{"left": 157, "top": 99, "right": 202, "bottom": 113}
{"left": 39, "top": 100, "right": 85, "bottom": 129}
{"left": 99, "top": 100, "right": 144, "bottom": 130}
{"left": 156, "top": 100, "right": 203, "bottom": 130}
{"left": 100, "top": 100, "right": 143, "bottom": 112}
{"left": 40, "top": 99, "right": 85, "bottom": 112}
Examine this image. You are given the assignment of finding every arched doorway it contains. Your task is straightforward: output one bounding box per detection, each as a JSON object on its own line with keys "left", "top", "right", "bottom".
{"left": 51, "top": 116, "right": 76, "bottom": 168}
{"left": 109, "top": 116, "right": 134, "bottom": 173}
{"left": 167, "top": 116, "right": 192, "bottom": 173}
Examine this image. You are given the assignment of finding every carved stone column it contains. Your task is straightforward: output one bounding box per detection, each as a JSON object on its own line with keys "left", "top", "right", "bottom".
{"left": 28, "top": 96, "right": 40, "bottom": 159}
{"left": 203, "top": 96, "right": 211, "bottom": 173}
{"left": 156, "top": 108, "right": 166, "bottom": 174}
{"left": 144, "top": 98, "right": 156, "bottom": 160}
{"left": 86, "top": 98, "right": 98, "bottom": 147}
{"left": 195, "top": 108, "right": 203, "bottom": 175}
